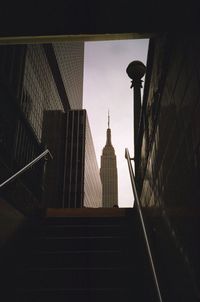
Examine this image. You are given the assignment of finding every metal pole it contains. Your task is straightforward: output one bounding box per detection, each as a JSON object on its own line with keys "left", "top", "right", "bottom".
{"left": 126, "top": 61, "right": 146, "bottom": 188}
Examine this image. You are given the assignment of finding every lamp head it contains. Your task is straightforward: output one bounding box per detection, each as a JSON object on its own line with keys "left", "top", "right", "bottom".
{"left": 126, "top": 60, "right": 146, "bottom": 81}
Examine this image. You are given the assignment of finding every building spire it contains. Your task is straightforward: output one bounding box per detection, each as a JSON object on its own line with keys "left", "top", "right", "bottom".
{"left": 106, "top": 111, "right": 111, "bottom": 145}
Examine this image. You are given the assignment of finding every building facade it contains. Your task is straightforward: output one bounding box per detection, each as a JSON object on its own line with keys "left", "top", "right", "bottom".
{"left": 42, "top": 109, "right": 102, "bottom": 208}
{"left": 84, "top": 113, "right": 102, "bottom": 207}
{"left": 53, "top": 42, "right": 84, "bottom": 110}
{"left": 100, "top": 115, "right": 118, "bottom": 207}
{"left": 63, "top": 110, "right": 102, "bottom": 208}
{"left": 0, "top": 42, "right": 101, "bottom": 213}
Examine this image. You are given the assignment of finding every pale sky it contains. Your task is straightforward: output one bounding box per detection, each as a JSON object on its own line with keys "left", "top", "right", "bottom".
{"left": 83, "top": 39, "right": 149, "bottom": 207}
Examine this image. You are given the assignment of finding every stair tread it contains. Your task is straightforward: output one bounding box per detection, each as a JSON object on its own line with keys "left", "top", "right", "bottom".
{"left": 17, "top": 287, "right": 126, "bottom": 292}
{"left": 31, "top": 249, "right": 121, "bottom": 254}
{"left": 35, "top": 235, "right": 123, "bottom": 239}
{"left": 41, "top": 224, "right": 122, "bottom": 227}
{"left": 26, "top": 267, "right": 125, "bottom": 271}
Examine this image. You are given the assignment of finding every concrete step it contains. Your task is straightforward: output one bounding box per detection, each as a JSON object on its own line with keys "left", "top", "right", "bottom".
{"left": 19, "top": 250, "right": 123, "bottom": 269}
{"left": 33, "top": 223, "right": 126, "bottom": 237}
{"left": 30, "top": 235, "right": 126, "bottom": 252}
{"left": 43, "top": 216, "right": 127, "bottom": 226}
{"left": 16, "top": 288, "right": 130, "bottom": 302}
{"left": 17, "top": 267, "right": 128, "bottom": 289}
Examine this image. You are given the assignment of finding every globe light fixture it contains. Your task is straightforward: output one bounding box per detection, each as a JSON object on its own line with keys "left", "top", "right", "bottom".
{"left": 126, "top": 60, "right": 146, "bottom": 87}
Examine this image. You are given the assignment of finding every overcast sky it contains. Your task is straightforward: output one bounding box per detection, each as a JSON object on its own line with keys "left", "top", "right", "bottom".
{"left": 83, "top": 39, "right": 149, "bottom": 207}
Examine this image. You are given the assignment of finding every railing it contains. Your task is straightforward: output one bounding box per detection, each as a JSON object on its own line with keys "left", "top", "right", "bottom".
{"left": 0, "top": 149, "right": 53, "bottom": 189}
{"left": 125, "top": 148, "right": 163, "bottom": 302}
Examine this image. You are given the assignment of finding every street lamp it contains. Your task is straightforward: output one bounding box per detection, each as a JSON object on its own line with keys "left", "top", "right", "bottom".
{"left": 126, "top": 60, "right": 146, "bottom": 187}
{"left": 126, "top": 60, "right": 146, "bottom": 153}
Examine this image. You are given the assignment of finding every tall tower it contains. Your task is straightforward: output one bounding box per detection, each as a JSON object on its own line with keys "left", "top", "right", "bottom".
{"left": 100, "top": 113, "right": 118, "bottom": 207}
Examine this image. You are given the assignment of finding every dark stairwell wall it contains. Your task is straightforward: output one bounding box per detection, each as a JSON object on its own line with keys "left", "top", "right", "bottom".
{"left": 136, "top": 34, "right": 200, "bottom": 300}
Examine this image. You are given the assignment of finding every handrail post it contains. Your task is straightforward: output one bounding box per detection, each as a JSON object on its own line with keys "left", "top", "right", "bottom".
{"left": 125, "top": 147, "right": 163, "bottom": 302}
{"left": 0, "top": 149, "right": 53, "bottom": 189}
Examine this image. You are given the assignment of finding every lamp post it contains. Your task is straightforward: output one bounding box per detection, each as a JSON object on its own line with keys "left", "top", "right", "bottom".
{"left": 126, "top": 60, "right": 146, "bottom": 186}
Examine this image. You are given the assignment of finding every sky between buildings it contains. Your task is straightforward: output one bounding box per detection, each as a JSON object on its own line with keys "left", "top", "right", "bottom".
{"left": 83, "top": 39, "right": 149, "bottom": 207}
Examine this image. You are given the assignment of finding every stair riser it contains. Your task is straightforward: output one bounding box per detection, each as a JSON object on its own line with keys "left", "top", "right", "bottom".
{"left": 20, "top": 251, "right": 123, "bottom": 269}
{"left": 17, "top": 290, "right": 127, "bottom": 302}
{"left": 17, "top": 269, "right": 127, "bottom": 289}
{"left": 31, "top": 237, "right": 125, "bottom": 252}
{"left": 33, "top": 225, "right": 125, "bottom": 237}
{"left": 44, "top": 217, "right": 126, "bottom": 226}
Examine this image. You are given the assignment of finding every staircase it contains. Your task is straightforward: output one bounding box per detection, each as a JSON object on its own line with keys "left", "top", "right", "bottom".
{"left": 9, "top": 208, "right": 157, "bottom": 302}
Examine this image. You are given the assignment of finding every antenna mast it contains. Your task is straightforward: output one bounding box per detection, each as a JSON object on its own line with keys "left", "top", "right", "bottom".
{"left": 108, "top": 110, "right": 110, "bottom": 128}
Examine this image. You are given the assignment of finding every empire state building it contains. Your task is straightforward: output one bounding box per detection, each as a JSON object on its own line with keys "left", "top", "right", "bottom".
{"left": 100, "top": 113, "right": 118, "bottom": 207}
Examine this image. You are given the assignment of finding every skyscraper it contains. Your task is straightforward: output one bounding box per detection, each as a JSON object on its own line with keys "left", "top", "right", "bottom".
{"left": 63, "top": 110, "right": 102, "bottom": 208}
{"left": 0, "top": 42, "right": 101, "bottom": 212}
{"left": 100, "top": 113, "right": 118, "bottom": 207}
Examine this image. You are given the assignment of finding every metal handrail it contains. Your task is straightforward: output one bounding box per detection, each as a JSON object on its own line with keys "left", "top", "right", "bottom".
{"left": 0, "top": 149, "right": 53, "bottom": 189}
{"left": 125, "top": 148, "right": 163, "bottom": 302}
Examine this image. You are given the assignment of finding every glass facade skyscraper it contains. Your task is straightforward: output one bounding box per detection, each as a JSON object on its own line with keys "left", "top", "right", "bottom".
{"left": 53, "top": 42, "right": 84, "bottom": 110}
{"left": 22, "top": 44, "right": 65, "bottom": 141}
{"left": 0, "top": 42, "right": 101, "bottom": 212}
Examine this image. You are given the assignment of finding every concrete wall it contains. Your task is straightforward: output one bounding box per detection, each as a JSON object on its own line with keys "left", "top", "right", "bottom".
{"left": 137, "top": 34, "right": 200, "bottom": 299}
